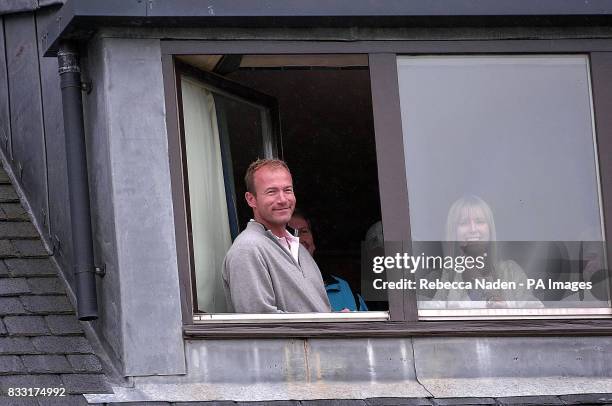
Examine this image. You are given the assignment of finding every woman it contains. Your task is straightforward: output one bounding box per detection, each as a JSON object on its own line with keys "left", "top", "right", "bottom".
{"left": 434, "top": 195, "right": 541, "bottom": 308}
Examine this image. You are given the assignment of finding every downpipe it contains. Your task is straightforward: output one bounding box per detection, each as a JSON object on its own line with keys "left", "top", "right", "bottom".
{"left": 57, "top": 41, "right": 98, "bottom": 321}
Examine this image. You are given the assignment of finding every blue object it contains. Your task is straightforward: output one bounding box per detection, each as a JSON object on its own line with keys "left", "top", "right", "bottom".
{"left": 325, "top": 275, "right": 368, "bottom": 312}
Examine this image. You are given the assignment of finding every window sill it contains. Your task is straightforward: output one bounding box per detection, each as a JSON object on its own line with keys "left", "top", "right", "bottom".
{"left": 193, "top": 311, "right": 389, "bottom": 323}
{"left": 183, "top": 318, "right": 612, "bottom": 339}
{"left": 419, "top": 307, "right": 612, "bottom": 320}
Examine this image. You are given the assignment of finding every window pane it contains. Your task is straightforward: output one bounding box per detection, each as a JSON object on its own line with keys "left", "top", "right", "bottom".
{"left": 396, "top": 55, "right": 609, "bottom": 315}
{"left": 213, "top": 94, "right": 268, "bottom": 233}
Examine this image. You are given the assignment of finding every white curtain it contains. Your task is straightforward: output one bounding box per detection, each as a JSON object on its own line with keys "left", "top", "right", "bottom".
{"left": 181, "top": 76, "right": 232, "bottom": 313}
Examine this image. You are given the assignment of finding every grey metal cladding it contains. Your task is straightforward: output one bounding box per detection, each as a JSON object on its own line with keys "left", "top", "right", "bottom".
{"left": 413, "top": 337, "right": 612, "bottom": 379}
{"left": 0, "top": 0, "right": 65, "bottom": 16}
{"left": 36, "top": 7, "right": 74, "bottom": 287}
{"left": 0, "top": 17, "right": 12, "bottom": 160}
{"left": 4, "top": 12, "right": 50, "bottom": 236}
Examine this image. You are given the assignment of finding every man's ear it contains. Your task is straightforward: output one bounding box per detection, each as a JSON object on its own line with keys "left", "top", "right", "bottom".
{"left": 245, "top": 191, "right": 257, "bottom": 209}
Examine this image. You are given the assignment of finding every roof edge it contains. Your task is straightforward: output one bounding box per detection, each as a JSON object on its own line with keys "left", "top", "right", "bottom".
{"left": 42, "top": 0, "right": 612, "bottom": 57}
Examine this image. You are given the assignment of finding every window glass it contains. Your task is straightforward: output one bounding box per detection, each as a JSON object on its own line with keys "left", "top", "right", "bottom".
{"left": 397, "top": 55, "right": 609, "bottom": 316}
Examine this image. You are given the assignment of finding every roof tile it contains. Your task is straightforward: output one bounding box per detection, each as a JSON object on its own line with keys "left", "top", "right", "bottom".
{"left": 0, "top": 222, "right": 39, "bottom": 239}
{"left": 0, "top": 396, "right": 39, "bottom": 405}
{"left": 237, "top": 402, "right": 299, "bottom": 406}
{"left": 0, "top": 203, "right": 30, "bottom": 221}
{"left": 496, "top": 396, "right": 564, "bottom": 405}
{"left": 60, "top": 373, "right": 111, "bottom": 394}
{"left": 0, "top": 354, "right": 25, "bottom": 374}
{"left": 22, "top": 354, "right": 73, "bottom": 374}
{"left": 26, "top": 278, "right": 65, "bottom": 295}
{"left": 4, "top": 316, "right": 50, "bottom": 336}
{"left": 20, "top": 296, "right": 73, "bottom": 315}
{"left": 0, "top": 239, "right": 17, "bottom": 258}
{"left": 558, "top": 393, "right": 612, "bottom": 404}
{"left": 0, "top": 337, "right": 38, "bottom": 354}
{"left": 5, "top": 259, "right": 57, "bottom": 277}
{"left": 121, "top": 403, "right": 173, "bottom": 406}
{"left": 301, "top": 401, "right": 368, "bottom": 406}
{"left": 366, "top": 400, "right": 434, "bottom": 406}
{"left": 433, "top": 398, "right": 496, "bottom": 405}
{"left": 12, "top": 239, "right": 48, "bottom": 257}
{"left": 67, "top": 354, "right": 102, "bottom": 373}
{"left": 0, "top": 278, "right": 30, "bottom": 296}
{"left": 0, "top": 373, "right": 63, "bottom": 391}
{"left": 0, "top": 185, "right": 19, "bottom": 203}
{"left": 0, "top": 297, "right": 26, "bottom": 315}
{"left": 45, "top": 315, "right": 82, "bottom": 335}
{"left": 31, "top": 336, "right": 93, "bottom": 354}
{"left": 0, "top": 261, "right": 8, "bottom": 277}
{"left": 173, "top": 403, "right": 235, "bottom": 406}
{"left": 36, "top": 395, "right": 90, "bottom": 405}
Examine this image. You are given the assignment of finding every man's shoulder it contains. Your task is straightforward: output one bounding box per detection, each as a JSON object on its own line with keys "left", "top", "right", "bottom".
{"left": 226, "top": 225, "right": 270, "bottom": 254}
{"left": 236, "top": 224, "right": 269, "bottom": 243}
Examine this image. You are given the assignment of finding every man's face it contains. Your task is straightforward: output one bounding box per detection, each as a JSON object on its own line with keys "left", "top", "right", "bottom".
{"left": 245, "top": 166, "right": 296, "bottom": 231}
{"left": 288, "top": 215, "right": 315, "bottom": 256}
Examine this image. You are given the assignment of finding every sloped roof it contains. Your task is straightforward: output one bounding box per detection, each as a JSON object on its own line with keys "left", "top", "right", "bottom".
{"left": 0, "top": 164, "right": 110, "bottom": 404}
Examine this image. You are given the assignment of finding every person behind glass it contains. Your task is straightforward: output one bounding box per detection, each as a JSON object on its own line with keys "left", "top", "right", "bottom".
{"left": 222, "top": 159, "right": 331, "bottom": 313}
{"left": 442, "top": 195, "right": 540, "bottom": 308}
{"left": 289, "top": 210, "right": 368, "bottom": 312}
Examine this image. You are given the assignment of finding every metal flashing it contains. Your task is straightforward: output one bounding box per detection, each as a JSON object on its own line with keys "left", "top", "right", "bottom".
{"left": 42, "top": 0, "right": 612, "bottom": 56}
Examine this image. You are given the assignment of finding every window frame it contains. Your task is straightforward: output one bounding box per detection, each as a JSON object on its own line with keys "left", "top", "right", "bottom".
{"left": 161, "top": 39, "right": 612, "bottom": 337}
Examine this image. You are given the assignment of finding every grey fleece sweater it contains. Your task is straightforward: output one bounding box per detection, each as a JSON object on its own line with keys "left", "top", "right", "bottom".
{"left": 222, "top": 221, "right": 331, "bottom": 313}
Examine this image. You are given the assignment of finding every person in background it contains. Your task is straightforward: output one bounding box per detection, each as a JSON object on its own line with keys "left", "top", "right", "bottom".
{"left": 289, "top": 210, "right": 368, "bottom": 312}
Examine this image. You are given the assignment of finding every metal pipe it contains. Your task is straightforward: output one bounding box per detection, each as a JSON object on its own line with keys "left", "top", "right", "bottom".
{"left": 57, "top": 41, "right": 98, "bottom": 321}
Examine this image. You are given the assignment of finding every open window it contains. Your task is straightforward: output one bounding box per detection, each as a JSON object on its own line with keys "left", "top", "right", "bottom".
{"left": 174, "top": 54, "right": 388, "bottom": 321}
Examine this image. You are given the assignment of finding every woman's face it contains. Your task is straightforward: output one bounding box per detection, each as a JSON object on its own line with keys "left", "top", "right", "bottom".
{"left": 456, "top": 206, "right": 490, "bottom": 242}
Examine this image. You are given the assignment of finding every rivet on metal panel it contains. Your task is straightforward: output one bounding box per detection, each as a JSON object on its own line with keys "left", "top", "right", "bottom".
{"left": 17, "top": 161, "right": 23, "bottom": 178}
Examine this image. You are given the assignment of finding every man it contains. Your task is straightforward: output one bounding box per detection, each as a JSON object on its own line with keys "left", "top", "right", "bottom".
{"left": 289, "top": 211, "right": 368, "bottom": 312}
{"left": 222, "top": 159, "right": 331, "bottom": 313}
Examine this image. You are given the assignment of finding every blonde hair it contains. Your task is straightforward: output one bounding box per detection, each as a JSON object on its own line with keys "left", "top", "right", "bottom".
{"left": 444, "top": 195, "right": 497, "bottom": 261}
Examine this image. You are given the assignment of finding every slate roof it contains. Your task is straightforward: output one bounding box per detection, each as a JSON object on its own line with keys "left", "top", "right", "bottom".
{"left": 0, "top": 165, "right": 110, "bottom": 405}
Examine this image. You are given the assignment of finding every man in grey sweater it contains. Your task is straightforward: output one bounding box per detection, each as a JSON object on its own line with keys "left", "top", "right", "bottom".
{"left": 222, "top": 159, "right": 331, "bottom": 313}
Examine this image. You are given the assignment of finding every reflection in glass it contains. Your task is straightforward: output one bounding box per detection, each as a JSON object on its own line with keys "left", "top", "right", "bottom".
{"left": 396, "top": 55, "right": 609, "bottom": 314}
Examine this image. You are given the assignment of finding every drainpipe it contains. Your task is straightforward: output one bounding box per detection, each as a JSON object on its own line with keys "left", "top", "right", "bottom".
{"left": 57, "top": 41, "right": 98, "bottom": 321}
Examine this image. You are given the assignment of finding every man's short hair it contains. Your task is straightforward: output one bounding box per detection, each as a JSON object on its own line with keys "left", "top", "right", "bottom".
{"left": 244, "top": 158, "right": 291, "bottom": 194}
